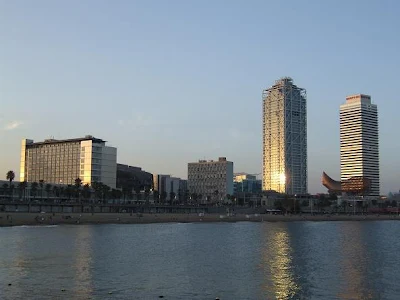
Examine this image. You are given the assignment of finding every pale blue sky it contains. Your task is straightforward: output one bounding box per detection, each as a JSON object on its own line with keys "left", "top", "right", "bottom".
{"left": 1, "top": 0, "right": 399, "bottom": 194}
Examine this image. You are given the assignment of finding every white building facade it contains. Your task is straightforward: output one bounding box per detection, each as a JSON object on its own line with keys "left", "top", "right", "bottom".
{"left": 20, "top": 136, "right": 117, "bottom": 188}
{"left": 188, "top": 157, "right": 234, "bottom": 201}
{"left": 340, "top": 94, "right": 380, "bottom": 197}
{"left": 262, "top": 77, "right": 307, "bottom": 194}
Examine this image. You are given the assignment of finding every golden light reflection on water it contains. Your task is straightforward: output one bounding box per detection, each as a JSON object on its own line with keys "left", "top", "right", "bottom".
{"left": 337, "top": 223, "right": 373, "bottom": 300}
{"left": 262, "top": 225, "right": 299, "bottom": 300}
{"left": 72, "top": 227, "right": 94, "bottom": 299}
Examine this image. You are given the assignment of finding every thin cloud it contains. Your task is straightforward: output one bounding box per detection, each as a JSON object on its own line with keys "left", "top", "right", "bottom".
{"left": 4, "top": 121, "right": 23, "bottom": 130}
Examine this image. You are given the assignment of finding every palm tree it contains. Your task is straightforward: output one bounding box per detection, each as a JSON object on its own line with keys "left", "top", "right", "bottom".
{"left": 6, "top": 170, "right": 15, "bottom": 187}
{"left": 45, "top": 184, "right": 52, "bottom": 202}
{"left": 65, "top": 185, "right": 73, "bottom": 201}
{"left": 6, "top": 170, "right": 15, "bottom": 199}
{"left": 82, "top": 184, "right": 91, "bottom": 202}
{"left": 39, "top": 180, "right": 44, "bottom": 200}
{"left": 18, "top": 181, "right": 28, "bottom": 200}
{"left": 74, "top": 178, "right": 82, "bottom": 203}
{"left": 102, "top": 184, "right": 111, "bottom": 203}
{"left": 31, "top": 182, "right": 39, "bottom": 201}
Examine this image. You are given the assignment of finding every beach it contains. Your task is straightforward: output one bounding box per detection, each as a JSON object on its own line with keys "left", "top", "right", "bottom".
{"left": 1, "top": 212, "right": 400, "bottom": 227}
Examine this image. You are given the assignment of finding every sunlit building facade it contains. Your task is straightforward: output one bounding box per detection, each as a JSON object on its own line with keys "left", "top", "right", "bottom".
{"left": 340, "top": 94, "right": 379, "bottom": 197}
{"left": 20, "top": 136, "right": 117, "bottom": 188}
{"left": 262, "top": 77, "right": 307, "bottom": 194}
{"left": 188, "top": 157, "right": 234, "bottom": 200}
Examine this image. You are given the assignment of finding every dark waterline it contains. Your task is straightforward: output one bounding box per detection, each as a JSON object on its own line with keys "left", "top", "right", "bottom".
{"left": 0, "top": 221, "right": 399, "bottom": 300}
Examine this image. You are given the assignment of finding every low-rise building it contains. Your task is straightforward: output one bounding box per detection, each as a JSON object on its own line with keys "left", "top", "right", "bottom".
{"left": 116, "top": 164, "right": 153, "bottom": 192}
{"left": 188, "top": 157, "right": 233, "bottom": 202}
{"left": 20, "top": 135, "right": 117, "bottom": 188}
{"left": 234, "top": 173, "right": 262, "bottom": 195}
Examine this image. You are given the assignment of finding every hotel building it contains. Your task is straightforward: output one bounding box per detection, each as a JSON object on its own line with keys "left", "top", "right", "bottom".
{"left": 340, "top": 94, "right": 379, "bottom": 197}
{"left": 262, "top": 77, "right": 307, "bottom": 194}
{"left": 20, "top": 136, "right": 117, "bottom": 188}
{"left": 188, "top": 157, "right": 234, "bottom": 200}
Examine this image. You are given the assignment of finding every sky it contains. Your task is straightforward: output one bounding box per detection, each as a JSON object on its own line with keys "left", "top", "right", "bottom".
{"left": 1, "top": 0, "right": 399, "bottom": 194}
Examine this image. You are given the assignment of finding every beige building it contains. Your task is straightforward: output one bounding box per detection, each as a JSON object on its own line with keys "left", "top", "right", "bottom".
{"left": 188, "top": 157, "right": 234, "bottom": 201}
{"left": 20, "top": 135, "right": 117, "bottom": 188}
{"left": 340, "top": 94, "right": 379, "bottom": 197}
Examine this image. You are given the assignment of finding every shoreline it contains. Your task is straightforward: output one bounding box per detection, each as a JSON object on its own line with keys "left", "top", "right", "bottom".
{"left": 1, "top": 212, "right": 400, "bottom": 227}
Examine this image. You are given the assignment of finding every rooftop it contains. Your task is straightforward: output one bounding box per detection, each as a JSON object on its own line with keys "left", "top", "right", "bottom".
{"left": 25, "top": 135, "right": 106, "bottom": 146}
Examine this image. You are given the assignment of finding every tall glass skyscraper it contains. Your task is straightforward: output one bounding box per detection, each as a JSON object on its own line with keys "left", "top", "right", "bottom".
{"left": 340, "top": 94, "right": 380, "bottom": 197}
{"left": 262, "top": 77, "right": 307, "bottom": 194}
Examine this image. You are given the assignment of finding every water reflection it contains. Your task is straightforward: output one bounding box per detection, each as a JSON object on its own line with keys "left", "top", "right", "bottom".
{"left": 261, "top": 224, "right": 300, "bottom": 300}
{"left": 72, "top": 226, "right": 94, "bottom": 299}
{"left": 6, "top": 230, "right": 30, "bottom": 299}
{"left": 337, "top": 222, "right": 374, "bottom": 300}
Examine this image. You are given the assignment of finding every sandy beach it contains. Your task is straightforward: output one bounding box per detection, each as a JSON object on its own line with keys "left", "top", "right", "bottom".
{"left": 1, "top": 212, "right": 400, "bottom": 227}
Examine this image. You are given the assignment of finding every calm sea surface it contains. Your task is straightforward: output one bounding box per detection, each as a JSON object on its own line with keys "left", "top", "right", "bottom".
{"left": 1, "top": 221, "right": 400, "bottom": 300}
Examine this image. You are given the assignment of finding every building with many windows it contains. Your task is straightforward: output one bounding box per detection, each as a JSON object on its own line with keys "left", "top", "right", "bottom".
{"left": 20, "top": 136, "right": 117, "bottom": 188}
{"left": 188, "top": 157, "right": 234, "bottom": 201}
{"left": 233, "top": 173, "right": 262, "bottom": 195}
{"left": 116, "top": 164, "right": 153, "bottom": 192}
{"left": 262, "top": 77, "right": 307, "bottom": 194}
{"left": 340, "top": 94, "right": 379, "bottom": 197}
{"left": 153, "top": 174, "right": 184, "bottom": 201}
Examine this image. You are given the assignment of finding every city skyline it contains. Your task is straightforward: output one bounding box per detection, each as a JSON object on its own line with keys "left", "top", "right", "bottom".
{"left": 1, "top": 1, "right": 399, "bottom": 194}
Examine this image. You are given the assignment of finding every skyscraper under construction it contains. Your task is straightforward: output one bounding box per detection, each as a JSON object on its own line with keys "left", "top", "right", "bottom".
{"left": 262, "top": 77, "right": 307, "bottom": 194}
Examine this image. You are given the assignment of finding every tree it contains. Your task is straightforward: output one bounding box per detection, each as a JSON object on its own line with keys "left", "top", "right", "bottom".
{"left": 74, "top": 178, "right": 82, "bottom": 203}
{"left": 342, "top": 200, "right": 348, "bottom": 213}
{"left": 213, "top": 190, "right": 219, "bottom": 203}
{"left": 135, "top": 187, "right": 141, "bottom": 203}
{"left": 111, "top": 189, "right": 119, "bottom": 204}
{"left": 274, "top": 200, "right": 283, "bottom": 211}
{"left": 39, "top": 179, "right": 44, "bottom": 200}
{"left": 18, "top": 181, "right": 28, "bottom": 200}
{"left": 59, "top": 186, "right": 65, "bottom": 202}
{"left": 190, "top": 193, "right": 197, "bottom": 204}
{"left": 6, "top": 170, "right": 15, "bottom": 198}
{"left": 101, "top": 184, "right": 111, "bottom": 203}
{"left": 82, "top": 184, "right": 91, "bottom": 202}
{"left": 31, "top": 182, "right": 39, "bottom": 200}
{"left": 1, "top": 183, "right": 8, "bottom": 197}
{"left": 153, "top": 190, "right": 159, "bottom": 204}
{"left": 6, "top": 170, "right": 15, "bottom": 187}
{"left": 144, "top": 187, "right": 150, "bottom": 206}
{"left": 198, "top": 194, "right": 203, "bottom": 204}
{"left": 65, "top": 185, "right": 73, "bottom": 200}
{"left": 161, "top": 191, "right": 167, "bottom": 204}
{"left": 184, "top": 189, "right": 189, "bottom": 204}
{"left": 45, "top": 184, "right": 52, "bottom": 201}
{"left": 169, "top": 191, "right": 176, "bottom": 205}
{"left": 52, "top": 186, "right": 60, "bottom": 200}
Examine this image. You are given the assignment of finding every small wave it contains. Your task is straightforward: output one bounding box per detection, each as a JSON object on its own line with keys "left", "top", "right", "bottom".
{"left": 14, "top": 225, "right": 59, "bottom": 228}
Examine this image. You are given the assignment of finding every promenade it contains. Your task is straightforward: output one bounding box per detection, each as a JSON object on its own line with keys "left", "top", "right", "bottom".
{"left": 1, "top": 212, "right": 400, "bottom": 227}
